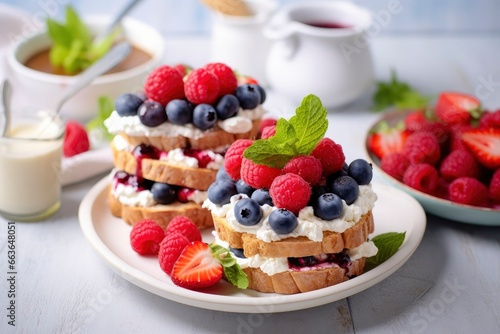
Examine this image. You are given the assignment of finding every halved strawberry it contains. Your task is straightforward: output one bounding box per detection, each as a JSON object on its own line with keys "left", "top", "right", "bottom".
{"left": 171, "top": 241, "right": 223, "bottom": 289}
{"left": 367, "top": 121, "right": 409, "bottom": 159}
{"left": 435, "top": 92, "right": 482, "bottom": 125}
{"left": 462, "top": 128, "right": 500, "bottom": 169}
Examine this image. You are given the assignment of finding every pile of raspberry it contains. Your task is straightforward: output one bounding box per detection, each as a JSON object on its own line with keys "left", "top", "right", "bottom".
{"left": 113, "top": 62, "right": 265, "bottom": 130}
{"left": 377, "top": 96, "right": 500, "bottom": 209}
{"left": 207, "top": 128, "right": 374, "bottom": 235}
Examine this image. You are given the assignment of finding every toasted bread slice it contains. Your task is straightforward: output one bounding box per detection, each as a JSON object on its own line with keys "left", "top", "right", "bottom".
{"left": 111, "top": 142, "right": 217, "bottom": 190}
{"left": 242, "top": 258, "right": 366, "bottom": 294}
{"left": 108, "top": 187, "right": 213, "bottom": 229}
{"left": 213, "top": 211, "right": 374, "bottom": 258}
{"left": 119, "top": 119, "right": 261, "bottom": 152}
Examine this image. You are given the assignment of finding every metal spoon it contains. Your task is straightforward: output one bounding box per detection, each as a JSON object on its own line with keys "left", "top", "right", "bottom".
{"left": 54, "top": 41, "right": 131, "bottom": 115}
{"left": 0, "top": 80, "right": 10, "bottom": 137}
{"left": 93, "top": 0, "right": 142, "bottom": 44}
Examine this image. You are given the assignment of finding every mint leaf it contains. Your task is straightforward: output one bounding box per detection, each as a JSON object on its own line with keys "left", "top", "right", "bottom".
{"left": 209, "top": 243, "right": 249, "bottom": 289}
{"left": 365, "top": 231, "right": 406, "bottom": 269}
{"left": 373, "top": 70, "right": 430, "bottom": 111}
{"left": 86, "top": 96, "right": 115, "bottom": 143}
{"left": 244, "top": 94, "right": 328, "bottom": 168}
{"left": 65, "top": 6, "right": 91, "bottom": 46}
{"left": 289, "top": 94, "right": 328, "bottom": 154}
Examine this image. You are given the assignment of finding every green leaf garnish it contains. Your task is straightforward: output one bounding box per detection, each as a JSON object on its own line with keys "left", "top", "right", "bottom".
{"left": 46, "top": 6, "right": 120, "bottom": 74}
{"left": 209, "top": 243, "right": 249, "bottom": 289}
{"left": 86, "top": 96, "right": 115, "bottom": 145}
{"left": 244, "top": 94, "right": 328, "bottom": 168}
{"left": 373, "top": 70, "right": 430, "bottom": 111}
{"left": 365, "top": 231, "right": 406, "bottom": 270}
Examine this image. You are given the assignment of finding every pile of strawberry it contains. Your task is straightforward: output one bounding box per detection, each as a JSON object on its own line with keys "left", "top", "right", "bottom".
{"left": 129, "top": 216, "right": 247, "bottom": 290}
{"left": 368, "top": 92, "right": 500, "bottom": 208}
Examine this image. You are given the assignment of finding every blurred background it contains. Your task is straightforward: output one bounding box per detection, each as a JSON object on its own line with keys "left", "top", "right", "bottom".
{"left": 2, "top": 0, "right": 500, "bottom": 36}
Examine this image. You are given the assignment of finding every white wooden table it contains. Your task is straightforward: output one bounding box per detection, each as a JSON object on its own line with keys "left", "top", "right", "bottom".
{"left": 1, "top": 35, "right": 500, "bottom": 334}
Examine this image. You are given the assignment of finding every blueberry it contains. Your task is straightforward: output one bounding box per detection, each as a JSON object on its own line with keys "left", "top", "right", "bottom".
{"left": 215, "top": 94, "right": 240, "bottom": 120}
{"left": 151, "top": 182, "right": 176, "bottom": 204}
{"left": 256, "top": 85, "right": 266, "bottom": 104}
{"left": 331, "top": 176, "right": 359, "bottom": 205}
{"left": 309, "top": 185, "right": 328, "bottom": 206}
{"left": 269, "top": 209, "right": 297, "bottom": 234}
{"left": 234, "top": 84, "right": 261, "bottom": 110}
{"left": 114, "top": 93, "right": 144, "bottom": 117}
{"left": 251, "top": 189, "right": 273, "bottom": 206}
{"left": 216, "top": 166, "right": 234, "bottom": 182}
{"left": 138, "top": 100, "right": 167, "bottom": 127}
{"left": 313, "top": 193, "right": 343, "bottom": 220}
{"left": 207, "top": 179, "right": 237, "bottom": 205}
{"left": 234, "top": 198, "right": 262, "bottom": 226}
{"left": 235, "top": 179, "right": 254, "bottom": 196}
{"left": 193, "top": 104, "right": 217, "bottom": 130}
{"left": 347, "top": 159, "right": 373, "bottom": 185}
{"left": 230, "top": 247, "right": 246, "bottom": 259}
{"left": 165, "top": 99, "right": 193, "bottom": 125}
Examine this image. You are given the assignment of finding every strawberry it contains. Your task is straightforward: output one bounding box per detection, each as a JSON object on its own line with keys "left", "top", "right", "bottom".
{"left": 462, "top": 128, "right": 500, "bottom": 169}
{"left": 63, "top": 121, "right": 90, "bottom": 157}
{"left": 171, "top": 241, "right": 223, "bottom": 289}
{"left": 367, "top": 121, "right": 409, "bottom": 160}
{"left": 435, "top": 92, "right": 482, "bottom": 125}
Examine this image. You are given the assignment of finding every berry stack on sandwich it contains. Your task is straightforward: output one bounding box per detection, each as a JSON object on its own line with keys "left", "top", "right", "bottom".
{"left": 105, "top": 63, "right": 266, "bottom": 229}
{"left": 203, "top": 95, "right": 378, "bottom": 294}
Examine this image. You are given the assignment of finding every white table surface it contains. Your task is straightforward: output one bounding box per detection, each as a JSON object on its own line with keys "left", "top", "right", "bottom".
{"left": 1, "top": 34, "right": 500, "bottom": 334}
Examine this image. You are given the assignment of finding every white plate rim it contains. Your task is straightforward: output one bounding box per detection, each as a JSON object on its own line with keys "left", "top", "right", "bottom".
{"left": 78, "top": 176, "right": 426, "bottom": 313}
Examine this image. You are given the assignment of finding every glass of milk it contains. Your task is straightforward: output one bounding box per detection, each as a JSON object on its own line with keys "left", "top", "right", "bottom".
{"left": 0, "top": 111, "right": 64, "bottom": 221}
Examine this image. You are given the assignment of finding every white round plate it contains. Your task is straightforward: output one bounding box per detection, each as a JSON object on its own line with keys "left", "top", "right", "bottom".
{"left": 79, "top": 177, "right": 426, "bottom": 313}
{"left": 364, "top": 109, "right": 500, "bottom": 226}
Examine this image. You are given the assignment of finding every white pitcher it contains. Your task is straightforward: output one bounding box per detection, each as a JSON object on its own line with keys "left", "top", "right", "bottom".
{"left": 264, "top": 1, "right": 374, "bottom": 109}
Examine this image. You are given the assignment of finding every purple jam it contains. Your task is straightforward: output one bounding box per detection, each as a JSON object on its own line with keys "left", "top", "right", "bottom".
{"left": 288, "top": 252, "right": 351, "bottom": 271}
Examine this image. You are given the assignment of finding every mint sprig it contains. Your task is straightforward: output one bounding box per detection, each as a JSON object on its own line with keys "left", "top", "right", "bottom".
{"left": 46, "top": 6, "right": 119, "bottom": 74}
{"left": 365, "top": 231, "right": 406, "bottom": 270}
{"left": 244, "top": 94, "right": 328, "bottom": 168}
{"left": 373, "top": 70, "right": 430, "bottom": 111}
{"left": 209, "top": 243, "right": 249, "bottom": 289}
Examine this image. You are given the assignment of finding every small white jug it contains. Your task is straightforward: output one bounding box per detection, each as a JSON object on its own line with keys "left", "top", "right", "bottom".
{"left": 264, "top": 1, "right": 374, "bottom": 109}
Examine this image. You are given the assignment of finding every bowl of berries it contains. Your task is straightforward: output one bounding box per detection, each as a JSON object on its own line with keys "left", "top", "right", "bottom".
{"left": 365, "top": 92, "right": 500, "bottom": 226}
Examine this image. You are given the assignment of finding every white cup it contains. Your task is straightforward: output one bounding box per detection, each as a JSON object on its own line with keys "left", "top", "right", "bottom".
{"left": 210, "top": 0, "right": 277, "bottom": 85}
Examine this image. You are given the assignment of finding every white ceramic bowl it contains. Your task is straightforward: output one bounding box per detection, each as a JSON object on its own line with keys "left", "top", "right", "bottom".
{"left": 7, "top": 16, "right": 165, "bottom": 122}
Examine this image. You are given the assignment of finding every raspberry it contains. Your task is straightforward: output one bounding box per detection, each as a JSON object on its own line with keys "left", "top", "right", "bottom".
{"left": 489, "top": 169, "right": 500, "bottom": 202}
{"left": 404, "top": 110, "right": 427, "bottom": 132}
{"left": 144, "top": 65, "right": 185, "bottom": 105}
{"left": 165, "top": 216, "right": 201, "bottom": 242}
{"left": 269, "top": 173, "right": 311, "bottom": 215}
{"left": 311, "top": 138, "right": 345, "bottom": 175}
{"left": 204, "top": 63, "right": 237, "bottom": 96}
{"left": 63, "top": 121, "right": 90, "bottom": 157}
{"left": 184, "top": 68, "right": 220, "bottom": 104}
{"left": 241, "top": 158, "right": 282, "bottom": 189}
{"left": 449, "top": 124, "right": 473, "bottom": 151}
{"left": 260, "top": 125, "right": 276, "bottom": 139}
{"left": 403, "top": 163, "right": 439, "bottom": 194}
{"left": 449, "top": 177, "right": 488, "bottom": 206}
{"left": 130, "top": 219, "right": 165, "bottom": 255}
{"left": 420, "top": 122, "right": 451, "bottom": 148}
{"left": 380, "top": 153, "right": 410, "bottom": 182}
{"left": 259, "top": 118, "right": 277, "bottom": 134}
{"left": 439, "top": 149, "right": 479, "bottom": 181}
{"left": 403, "top": 132, "right": 441, "bottom": 165}
{"left": 224, "top": 139, "right": 254, "bottom": 180}
{"left": 158, "top": 232, "right": 190, "bottom": 275}
{"left": 173, "top": 64, "right": 191, "bottom": 77}
{"left": 479, "top": 109, "right": 500, "bottom": 129}
{"left": 282, "top": 155, "right": 322, "bottom": 185}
